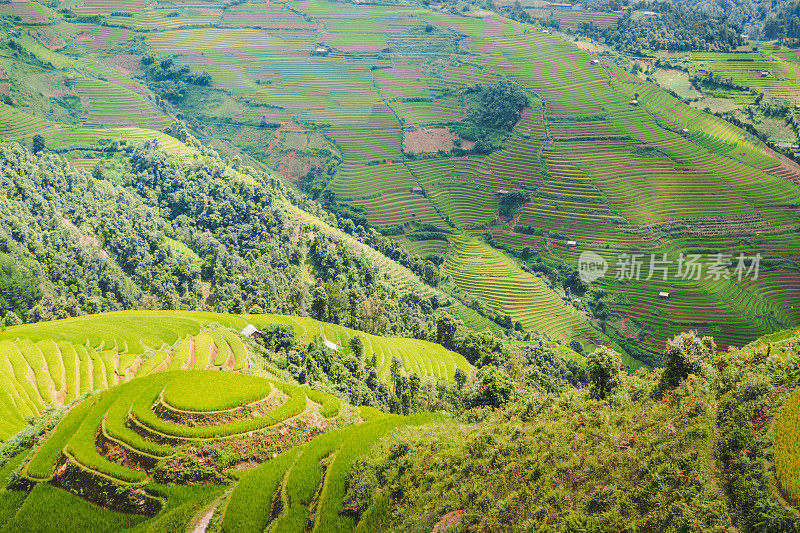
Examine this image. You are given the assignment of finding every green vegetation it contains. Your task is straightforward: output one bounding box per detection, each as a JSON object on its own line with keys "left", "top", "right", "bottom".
{"left": 0, "top": 311, "right": 471, "bottom": 440}
{"left": 776, "top": 387, "right": 800, "bottom": 506}
{"left": 0, "top": 1, "right": 796, "bottom": 528}
{"left": 162, "top": 372, "right": 270, "bottom": 412}
{"left": 577, "top": 2, "right": 744, "bottom": 53}
{"left": 342, "top": 328, "right": 800, "bottom": 531}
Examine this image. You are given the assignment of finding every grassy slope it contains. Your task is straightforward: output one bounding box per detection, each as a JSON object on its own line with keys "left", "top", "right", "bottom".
{"left": 346, "top": 328, "right": 800, "bottom": 532}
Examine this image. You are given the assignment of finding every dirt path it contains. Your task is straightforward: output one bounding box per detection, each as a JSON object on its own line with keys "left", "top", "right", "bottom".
{"left": 189, "top": 504, "right": 217, "bottom": 533}
{"left": 182, "top": 338, "right": 196, "bottom": 371}
{"left": 224, "top": 346, "right": 235, "bottom": 372}
{"left": 206, "top": 343, "right": 218, "bottom": 370}
{"left": 55, "top": 343, "right": 67, "bottom": 405}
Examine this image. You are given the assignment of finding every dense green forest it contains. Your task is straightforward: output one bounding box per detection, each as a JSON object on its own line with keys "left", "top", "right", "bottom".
{"left": 583, "top": 0, "right": 800, "bottom": 41}
{"left": 0, "top": 140, "right": 447, "bottom": 337}
{"left": 578, "top": 1, "right": 744, "bottom": 52}
{"left": 671, "top": 0, "right": 800, "bottom": 40}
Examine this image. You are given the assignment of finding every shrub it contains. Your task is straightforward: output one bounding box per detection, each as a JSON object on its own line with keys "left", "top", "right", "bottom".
{"left": 466, "top": 366, "right": 515, "bottom": 408}
{"left": 262, "top": 324, "right": 296, "bottom": 352}
{"left": 586, "top": 346, "right": 622, "bottom": 399}
{"left": 659, "top": 331, "right": 716, "bottom": 391}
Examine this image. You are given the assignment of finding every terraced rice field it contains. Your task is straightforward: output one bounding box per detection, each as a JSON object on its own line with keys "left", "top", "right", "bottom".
{"left": 0, "top": 310, "right": 468, "bottom": 440}
{"left": 72, "top": 77, "right": 171, "bottom": 129}
{"left": 0, "top": 0, "right": 797, "bottom": 361}
{"left": 221, "top": 408, "right": 441, "bottom": 533}
{"left": 444, "top": 236, "right": 608, "bottom": 350}
{"left": 0, "top": 104, "right": 61, "bottom": 139}
{"left": 38, "top": 126, "right": 193, "bottom": 157}
{"left": 690, "top": 48, "right": 800, "bottom": 102}
{"left": 328, "top": 162, "right": 447, "bottom": 228}
{"left": 523, "top": 8, "right": 620, "bottom": 30}
{"left": 2, "top": 365, "right": 440, "bottom": 532}
{"left": 0, "top": 323, "right": 250, "bottom": 441}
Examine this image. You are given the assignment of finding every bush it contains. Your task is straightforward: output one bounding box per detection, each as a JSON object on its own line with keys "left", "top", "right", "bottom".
{"left": 586, "top": 346, "right": 622, "bottom": 399}
{"left": 659, "top": 331, "right": 716, "bottom": 391}
{"left": 466, "top": 366, "right": 515, "bottom": 408}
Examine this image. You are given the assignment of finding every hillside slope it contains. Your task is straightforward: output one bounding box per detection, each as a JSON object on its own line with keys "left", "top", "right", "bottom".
{"left": 341, "top": 328, "right": 800, "bottom": 532}
{"left": 0, "top": 311, "right": 468, "bottom": 441}
{"left": 0, "top": 369, "right": 442, "bottom": 533}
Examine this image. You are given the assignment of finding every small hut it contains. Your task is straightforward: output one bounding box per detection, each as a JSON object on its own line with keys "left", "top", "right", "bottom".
{"left": 681, "top": 128, "right": 689, "bottom": 134}
{"left": 629, "top": 99, "right": 639, "bottom": 106}
{"left": 495, "top": 189, "right": 509, "bottom": 197}
{"left": 323, "top": 338, "right": 339, "bottom": 351}
{"left": 591, "top": 59, "right": 600, "bottom": 65}
{"left": 567, "top": 240, "right": 577, "bottom": 249}
{"left": 411, "top": 186, "right": 424, "bottom": 195}
{"left": 313, "top": 47, "right": 329, "bottom": 56}
{"left": 760, "top": 71, "right": 769, "bottom": 77}
{"left": 240, "top": 324, "right": 264, "bottom": 340}
{"left": 658, "top": 291, "right": 670, "bottom": 300}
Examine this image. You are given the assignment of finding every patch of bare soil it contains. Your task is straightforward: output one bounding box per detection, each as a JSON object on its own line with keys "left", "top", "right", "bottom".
{"left": 466, "top": 9, "right": 493, "bottom": 17}
{"left": 75, "top": 32, "right": 94, "bottom": 42}
{"left": 574, "top": 40, "right": 599, "bottom": 52}
{"left": 432, "top": 510, "right": 463, "bottom": 533}
{"left": 404, "top": 127, "right": 474, "bottom": 154}
{"left": 0, "top": 64, "right": 7, "bottom": 79}
{"left": 62, "top": 217, "right": 112, "bottom": 259}
{"left": 30, "top": 29, "right": 65, "bottom": 50}
{"left": 268, "top": 122, "right": 311, "bottom": 151}
{"left": 109, "top": 54, "right": 140, "bottom": 75}
{"left": 0, "top": 83, "right": 10, "bottom": 97}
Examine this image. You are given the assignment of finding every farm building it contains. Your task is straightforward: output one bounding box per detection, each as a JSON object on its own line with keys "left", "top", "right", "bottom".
{"left": 571, "top": 298, "right": 582, "bottom": 304}
{"left": 411, "top": 186, "right": 424, "bottom": 195}
{"left": 591, "top": 59, "right": 600, "bottom": 65}
{"left": 495, "top": 189, "right": 509, "bottom": 196}
{"left": 794, "top": 104, "right": 800, "bottom": 110}
{"left": 313, "top": 47, "right": 329, "bottom": 56}
{"left": 659, "top": 291, "right": 670, "bottom": 300}
{"left": 567, "top": 240, "right": 577, "bottom": 248}
{"left": 777, "top": 142, "right": 800, "bottom": 149}
{"left": 542, "top": 30, "right": 550, "bottom": 34}
{"left": 240, "top": 324, "right": 264, "bottom": 339}
{"left": 629, "top": 99, "right": 639, "bottom": 106}
{"left": 547, "top": 3, "right": 572, "bottom": 8}
{"left": 761, "top": 71, "right": 770, "bottom": 77}
{"left": 323, "top": 338, "right": 339, "bottom": 351}
{"left": 681, "top": 128, "right": 689, "bottom": 134}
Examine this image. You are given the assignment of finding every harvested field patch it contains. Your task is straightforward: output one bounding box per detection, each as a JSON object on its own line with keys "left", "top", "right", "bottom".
{"left": 403, "top": 127, "right": 473, "bottom": 153}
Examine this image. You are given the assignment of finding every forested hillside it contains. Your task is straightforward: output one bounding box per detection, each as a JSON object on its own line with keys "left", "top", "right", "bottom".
{"left": 0, "top": 140, "right": 447, "bottom": 338}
